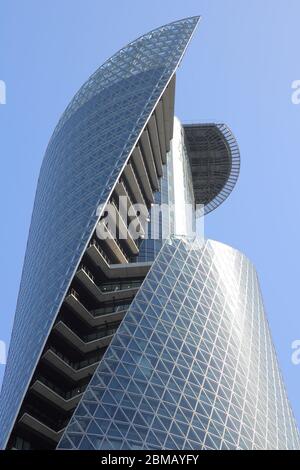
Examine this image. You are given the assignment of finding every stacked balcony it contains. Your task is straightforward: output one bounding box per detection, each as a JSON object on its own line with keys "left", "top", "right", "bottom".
{"left": 7, "top": 75, "right": 175, "bottom": 450}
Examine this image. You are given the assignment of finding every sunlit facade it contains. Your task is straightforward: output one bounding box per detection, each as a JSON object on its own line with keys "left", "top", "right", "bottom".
{"left": 0, "top": 17, "right": 299, "bottom": 450}
{"left": 59, "top": 238, "right": 300, "bottom": 450}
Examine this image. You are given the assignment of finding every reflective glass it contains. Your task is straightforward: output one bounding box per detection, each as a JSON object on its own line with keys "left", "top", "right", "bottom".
{"left": 0, "top": 17, "right": 200, "bottom": 447}
{"left": 59, "top": 238, "right": 300, "bottom": 450}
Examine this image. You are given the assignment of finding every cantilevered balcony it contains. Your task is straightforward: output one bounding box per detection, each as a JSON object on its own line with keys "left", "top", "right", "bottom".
{"left": 53, "top": 320, "right": 117, "bottom": 354}
{"left": 123, "top": 163, "right": 146, "bottom": 206}
{"left": 75, "top": 266, "right": 140, "bottom": 302}
{"left": 140, "top": 129, "right": 160, "bottom": 187}
{"left": 86, "top": 240, "right": 151, "bottom": 279}
{"left": 95, "top": 221, "right": 129, "bottom": 263}
{"left": 147, "top": 115, "right": 164, "bottom": 176}
{"left": 130, "top": 146, "right": 154, "bottom": 204}
{"left": 18, "top": 413, "right": 64, "bottom": 444}
{"left": 114, "top": 180, "right": 148, "bottom": 235}
{"left": 41, "top": 348, "right": 101, "bottom": 381}
{"left": 64, "top": 291, "right": 127, "bottom": 327}
{"left": 30, "top": 380, "right": 83, "bottom": 412}
{"left": 110, "top": 201, "right": 139, "bottom": 255}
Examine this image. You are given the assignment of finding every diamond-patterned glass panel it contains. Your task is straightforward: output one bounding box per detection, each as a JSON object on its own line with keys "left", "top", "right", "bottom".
{"left": 0, "top": 17, "right": 200, "bottom": 448}
{"left": 58, "top": 238, "right": 300, "bottom": 450}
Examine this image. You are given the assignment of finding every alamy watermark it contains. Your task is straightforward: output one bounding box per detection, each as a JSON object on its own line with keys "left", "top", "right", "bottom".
{"left": 95, "top": 197, "right": 204, "bottom": 246}
{"left": 0, "top": 80, "right": 6, "bottom": 360}
{"left": 0, "top": 80, "right": 6, "bottom": 104}
{"left": 0, "top": 340, "right": 6, "bottom": 365}
{"left": 0, "top": 81, "right": 6, "bottom": 358}
{"left": 291, "top": 80, "right": 300, "bottom": 104}
{"left": 291, "top": 340, "right": 300, "bottom": 365}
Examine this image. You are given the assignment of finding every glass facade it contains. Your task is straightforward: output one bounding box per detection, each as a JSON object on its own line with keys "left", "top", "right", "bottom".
{"left": 58, "top": 238, "right": 300, "bottom": 450}
{"left": 0, "top": 17, "right": 200, "bottom": 448}
{"left": 1, "top": 15, "right": 299, "bottom": 451}
{"left": 136, "top": 116, "right": 196, "bottom": 262}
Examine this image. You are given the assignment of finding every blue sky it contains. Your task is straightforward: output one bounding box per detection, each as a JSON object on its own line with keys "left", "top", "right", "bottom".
{"left": 1, "top": 0, "right": 300, "bottom": 428}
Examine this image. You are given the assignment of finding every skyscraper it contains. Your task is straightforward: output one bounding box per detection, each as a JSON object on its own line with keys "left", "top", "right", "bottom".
{"left": 0, "top": 16, "right": 299, "bottom": 450}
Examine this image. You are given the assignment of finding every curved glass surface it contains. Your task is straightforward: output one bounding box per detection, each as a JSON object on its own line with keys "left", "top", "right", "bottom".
{"left": 183, "top": 123, "right": 240, "bottom": 214}
{"left": 0, "top": 17, "right": 200, "bottom": 448}
{"left": 58, "top": 238, "right": 300, "bottom": 450}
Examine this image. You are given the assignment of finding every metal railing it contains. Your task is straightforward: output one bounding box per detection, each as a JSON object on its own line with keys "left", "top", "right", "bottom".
{"left": 91, "top": 303, "right": 130, "bottom": 318}
{"left": 100, "top": 279, "right": 142, "bottom": 293}
{"left": 111, "top": 199, "right": 140, "bottom": 242}
{"left": 60, "top": 315, "right": 119, "bottom": 343}
{"left": 22, "top": 403, "right": 67, "bottom": 431}
{"left": 97, "top": 219, "right": 130, "bottom": 262}
{"left": 47, "top": 345, "right": 103, "bottom": 371}
{"left": 79, "top": 264, "right": 95, "bottom": 282}
{"left": 78, "top": 264, "right": 141, "bottom": 294}
{"left": 128, "top": 162, "right": 147, "bottom": 207}
{"left": 34, "top": 375, "right": 85, "bottom": 400}
{"left": 89, "top": 238, "right": 111, "bottom": 265}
